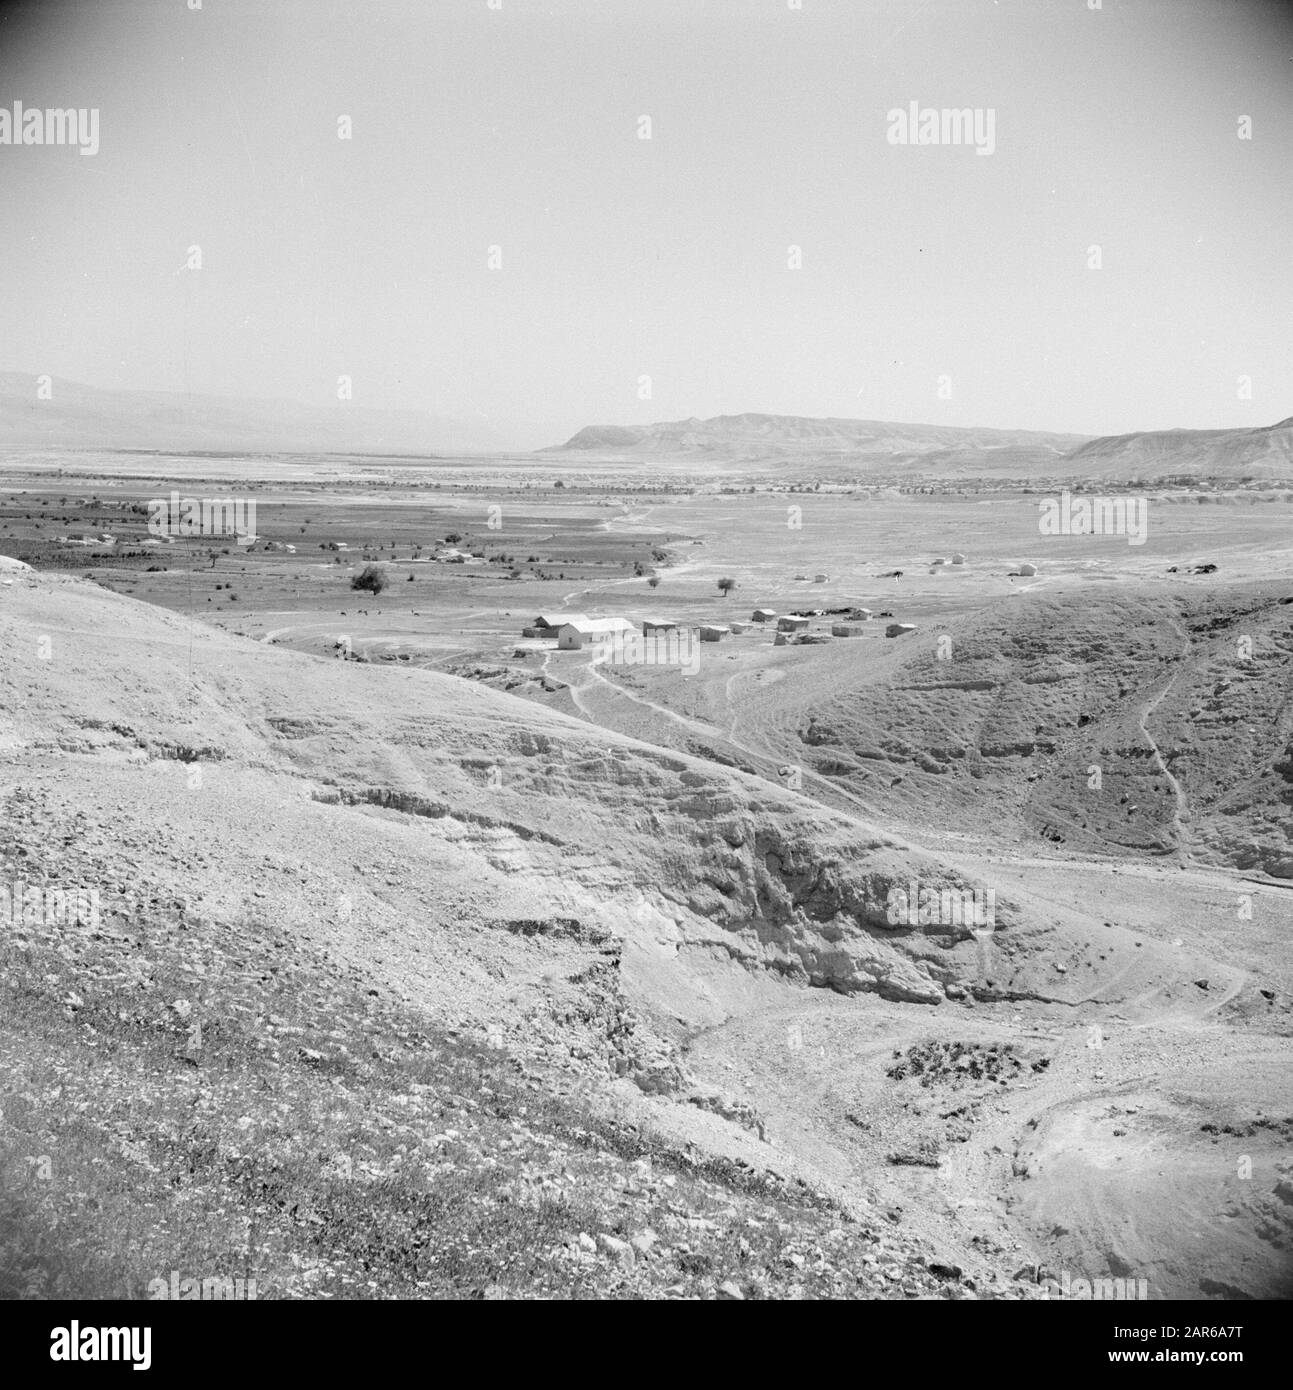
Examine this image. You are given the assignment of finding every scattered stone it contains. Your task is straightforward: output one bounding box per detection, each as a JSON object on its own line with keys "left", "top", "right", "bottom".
{"left": 630, "top": 1230, "right": 658, "bottom": 1257}
{"left": 597, "top": 1233, "right": 635, "bottom": 1267}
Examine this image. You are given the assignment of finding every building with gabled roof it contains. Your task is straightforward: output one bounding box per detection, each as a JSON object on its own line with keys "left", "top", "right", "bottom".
{"left": 534, "top": 613, "right": 587, "bottom": 630}
{"left": 557, "top": 617, "right": 637, "bottom": 650}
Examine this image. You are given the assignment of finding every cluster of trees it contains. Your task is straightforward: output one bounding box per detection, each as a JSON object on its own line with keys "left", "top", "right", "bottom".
{"left": 351, "top": 564, "right": 388, "bottom": 595}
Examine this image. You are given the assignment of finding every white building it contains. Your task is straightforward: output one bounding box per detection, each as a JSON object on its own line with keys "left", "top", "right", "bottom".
{"left": 557, "top": 617, "right": 638, "bottom": 650}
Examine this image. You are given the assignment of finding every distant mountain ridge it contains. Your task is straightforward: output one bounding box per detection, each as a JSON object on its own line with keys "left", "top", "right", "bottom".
{"left": 547, "top": 411, "right": 1293, "bottom": 480}
{"left": 1063, "top": 417, "right": 1293, "bottom": 478}
{"left": 0, "top": 373, "right": 518, "bottom": 455}
{"left": 551, "top": 412, "right": 1088, "bottom": 458}
{"left": 4, "top": 379, "right": 1290, "bottom": 480}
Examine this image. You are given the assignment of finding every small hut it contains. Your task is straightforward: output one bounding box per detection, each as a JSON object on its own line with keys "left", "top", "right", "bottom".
{"left": 534, "top": 612, "right": 587, "bottom": 632}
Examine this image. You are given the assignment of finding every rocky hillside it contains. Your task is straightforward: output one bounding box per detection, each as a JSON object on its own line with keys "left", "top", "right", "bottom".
{"left": 3, "top": 571, "right": 1284, "bottom": 1300}
{"left": 0, "top": 804, "right": 1003, "bottom": 1301}
{"left": 0, "top": 572, "right": 1034, "bottom": 1015}
{"left": 1065, "top": 417, "right": 1293, "bottom": 482}
{"left": 786, "top": 584, "right": 1293, "bottom": 877}
{"left": 2, "top": 570, "right": 1114, "bottom": 1297}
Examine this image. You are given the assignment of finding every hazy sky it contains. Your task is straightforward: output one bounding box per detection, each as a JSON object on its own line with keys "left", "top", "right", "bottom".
{"left": 0, "top": 0, "right": 1289, "bottom": 446}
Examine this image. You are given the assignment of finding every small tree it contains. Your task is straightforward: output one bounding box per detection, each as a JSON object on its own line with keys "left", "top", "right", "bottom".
{"left": 648, "top": 576, "right": 660, "bottom": 589}
{"left": 351, "top": 564, "right": 389, "bottom": 595}
{"left": 717, "top": 577, "right": 737, "bottom": 597}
